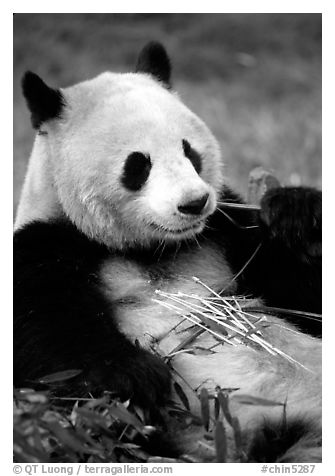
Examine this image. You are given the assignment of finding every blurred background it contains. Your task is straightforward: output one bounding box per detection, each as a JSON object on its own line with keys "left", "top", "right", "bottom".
{"left": 13, "top": 13, "right": 321, "bottom": 214}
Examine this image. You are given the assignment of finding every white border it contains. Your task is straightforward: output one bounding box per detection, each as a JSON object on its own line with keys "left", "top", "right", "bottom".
{"left": 4, "top": 3, "right": 333, "bottom": 474}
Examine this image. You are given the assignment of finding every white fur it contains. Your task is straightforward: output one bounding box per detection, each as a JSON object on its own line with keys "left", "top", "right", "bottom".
{"left": 15, "top": 137, "right": 62, "bottom": 229}
{"left": 99, "top": 240, "right": 237, "bottom": 346}
{"left": 99, "top": 242, "right": 321, "bottom": 461}
{"left": 16, "top": 72, "right": 223, "bottom": 250}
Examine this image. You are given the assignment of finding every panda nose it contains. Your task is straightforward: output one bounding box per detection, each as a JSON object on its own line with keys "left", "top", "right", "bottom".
{"left": 178, "top": 193, "right": 209, "bottom": 215}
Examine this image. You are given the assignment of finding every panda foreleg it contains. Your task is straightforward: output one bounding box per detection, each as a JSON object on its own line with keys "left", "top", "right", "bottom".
{"left": 245, "top": 187, "right": 321, "bottom": 331}
{"left": 14, "top": 220, "right": 171, "bottom": 413}
{"left": 214, "top": 186, "right": 321, "bottom": 334}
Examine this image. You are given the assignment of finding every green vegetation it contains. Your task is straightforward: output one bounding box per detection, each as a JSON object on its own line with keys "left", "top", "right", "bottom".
{"left": 13, "top": 13, "right": 321, "bottom": 211}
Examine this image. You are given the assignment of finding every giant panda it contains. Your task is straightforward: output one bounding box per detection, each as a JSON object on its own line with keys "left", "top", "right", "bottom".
{"left": 14, "top": 42, "right": 321, "bottom": 462}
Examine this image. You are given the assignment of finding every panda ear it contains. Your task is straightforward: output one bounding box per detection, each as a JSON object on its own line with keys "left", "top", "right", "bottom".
{"left": 22, "top": 71, "right": 65, "bottom": 129}
{"left": 135, "top": 42, "right": 172, "bottom": 88}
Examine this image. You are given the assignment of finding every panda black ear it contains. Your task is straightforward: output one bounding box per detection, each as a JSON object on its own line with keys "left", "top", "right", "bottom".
{"left": 21, "top": 71, "right": 65, "bottom": 129}
{"left": 135, "top": 42, "right": 172, "bottom": 88}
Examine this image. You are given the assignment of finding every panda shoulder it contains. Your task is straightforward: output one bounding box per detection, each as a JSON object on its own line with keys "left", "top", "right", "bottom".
{"left": 14, "top": 219, "right": 108, "bottom": 263}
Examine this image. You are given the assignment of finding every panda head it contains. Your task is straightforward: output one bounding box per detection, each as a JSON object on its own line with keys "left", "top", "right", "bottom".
{"left": 20, "top": 42, "right": 224, "bottom": 250}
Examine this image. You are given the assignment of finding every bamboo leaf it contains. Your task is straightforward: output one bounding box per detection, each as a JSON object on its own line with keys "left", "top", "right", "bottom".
{"left": 83, "top": 395, "right": 109, "bottom": 410}
{"left": 37, "top": 369, "right": 83, "bottom": 384}
{"left": 200, "top": 388, "right": 210, "bottom": 431}
{"left": 108, "top": 402, "right": 144, "bottom": 434}
{"left": 168, "top": 328, "right": 204, "bottom": 356}
{"left": 198, "top": 314, "right": 228, "bottom": 336}
{"left": 231, "top": 416, "right": 244, "bottom": 460}
{"left": 14, "top": 431, "right": 50, "bottom": 463}
{"left": 192, "top": 346, "right": 216, "bottom": 355}
{"left": 75, "top": 408, "right": 116, "bottom": 437}
{"left": 174, "top": 382, "right": 190, "bottom": 411}
{"left": 214, "top": 396, "right": 220, "bottom": 421}
{"left": 42, "top": 420, "right": 88, "bottom": 454}
{"left": 215, "top": 421, "right": 227, "bottom": 462}
{"left": 20, "top": 392, "right": 48, "bottom": 404}
{"left": 148, "top": 457, "right": 182, "bottom": 463}
{"left": 232, "top": 394, "right": 284, "bottom": 407}
{"left": 70, "top": 426, "right": 105, "bottom": 453}
{"left": 217, "top": 391, "right": 233, "bottom": 426}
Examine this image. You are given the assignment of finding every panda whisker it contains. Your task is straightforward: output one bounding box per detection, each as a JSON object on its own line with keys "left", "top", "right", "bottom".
{"left": 156, "top": 240, "right": 167, "bottom": 262}
{"left": 219, "top": 242, "right": 263, "bottom": 294}
{"left": 160, "top": 242, "right": 167, "bottom": 260}
{"left": 192, "top": 235, "right": 202, "bottom": 250}
{"left": 216, "top": 207, "right": 259, "bottom": 230}
{"left": 153, "top": 239, "right": 163, "bottom": 257}
{"left": 172, "top": 241, "right": 182, "bottom": 262}
{"left": 182, "top": 238, "right": 190, "bottom": 252}
{"left": 203, "top": 224, "right": 215, "bottom": 232}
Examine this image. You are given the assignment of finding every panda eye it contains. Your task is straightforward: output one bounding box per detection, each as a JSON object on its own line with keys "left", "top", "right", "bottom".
{"left": 121, "top": 152, "right": 152, "bottom": 191}
{"left": 182, "top": 139, "right": 202, "bottom": 174}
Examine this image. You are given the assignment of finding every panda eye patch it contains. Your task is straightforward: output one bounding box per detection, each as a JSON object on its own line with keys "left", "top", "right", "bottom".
{"left": 121, "top": 152, "right": 152, "bottom": 191}
{"left": 182, "top": 139, "right": 202, "bottom": 174}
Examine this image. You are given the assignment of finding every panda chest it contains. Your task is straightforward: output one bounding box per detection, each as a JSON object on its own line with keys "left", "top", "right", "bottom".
{"left": 99, "top": 243, "right": 236, "bottom": 347}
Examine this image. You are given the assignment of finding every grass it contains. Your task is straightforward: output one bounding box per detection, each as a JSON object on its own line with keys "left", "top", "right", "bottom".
{"left": 13, "top": 13, "right": 321, "bottom": 211}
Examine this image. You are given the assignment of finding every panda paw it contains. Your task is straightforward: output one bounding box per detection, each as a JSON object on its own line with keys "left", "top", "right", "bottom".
{"left": 84, "top": 348, "right": 171, "bottom": 415}
{"left": 259, "top": 187, "right": 321, "bottom": 258}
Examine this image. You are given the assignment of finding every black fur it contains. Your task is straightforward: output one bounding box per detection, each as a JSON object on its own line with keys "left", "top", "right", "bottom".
{"left": 247, "top": 418, "right": 321, "bottom": 462}
{"left": 121, "top": 152, "right": 152, "bottom": 191}
{"left": 136, "top": 42, "right": 171, "bottom": 88}
{"left": 201, "top": 186, "right": 321, "bottom": 336}
{"left": 22, "top": 71, "right": 65, "bottom": 129}
{"left": 182, "top": 139, "right": 202, "bottom": 174}
{"left": 14, "top": 219, "right": 170, "bottom": 412}
{"left": 259, "top": 187, "right": 321, "bottom": 260}
{"left": 245, "top": 188, "right": 321, "bottom": 331}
